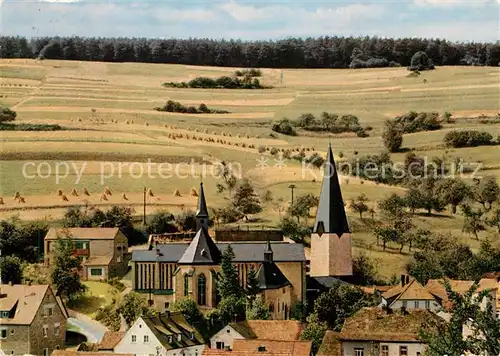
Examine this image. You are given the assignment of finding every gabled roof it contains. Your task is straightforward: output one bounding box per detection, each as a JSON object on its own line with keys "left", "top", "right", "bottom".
{"left": 0, "top": 284, "right": 64, "bottom": 325}
{"left": 196, "top": 182, "right": 209, "bottom": 218}
{"left": 178, "top": 227, "right": 221, "bottom": 265}
{"left": 139, "top": 312, "right": 205, "bottom": 350}
{"left": 83, "top": 256, "right": 113, "bottom": 266}
{"left": 98, "top": 331, "right": 125, "bottom": 350}
{"left": 317, "top": 331, "right": 341, "bottom": 356}
{"left": 425, "top": 278, "right": 498, "bottom": 304}
{"left": 232, "top": 339, "right": 312, "bottom": 356}
{"left": 392, "top": 279, "right": 435, "bottom": 303}
{"left": 133, "top": 242, "right": 306, "bottom": 263}
{"left": 52, "top": 352, "right": 133, "bottom": 356}
{"left": 228, "top": 320, "right": 304, "bottom": 341}
{"left": 313, "top": 143, "right": 350, "bottom": 237}
{"left": 45, "top": 227, "right": 120, "bottom": 240}
{"left": 340, "top": 307, "right": 442, "bottom": 342}
{"left": 257, "top": 262, "right": 291, "bottom": 290}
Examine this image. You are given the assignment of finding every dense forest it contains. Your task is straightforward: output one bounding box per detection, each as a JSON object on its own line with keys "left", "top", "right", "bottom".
{"left": 1, "top": 36, "right": 499, "bottom": 68}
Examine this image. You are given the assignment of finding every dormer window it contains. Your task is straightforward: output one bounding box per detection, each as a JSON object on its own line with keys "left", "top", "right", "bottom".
{"left": 168, "top": 335, "right": 172, "bottom": 343}
{"left": 190, "top": 332, "right": 195, "bottom": 340}
{"left": 177, "top": 334, "right": 182, "bottom": 342}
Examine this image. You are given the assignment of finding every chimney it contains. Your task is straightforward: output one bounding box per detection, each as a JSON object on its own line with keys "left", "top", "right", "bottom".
{"left": 401, "top": 274, "right": 406, "bottom": 287}
{"left": 406, "top": 275, "right": 410, "bottom": 285}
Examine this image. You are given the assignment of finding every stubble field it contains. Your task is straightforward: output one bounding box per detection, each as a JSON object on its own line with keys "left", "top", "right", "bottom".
{"left": 1, "top": 59, "right": 499, "bottom": 278}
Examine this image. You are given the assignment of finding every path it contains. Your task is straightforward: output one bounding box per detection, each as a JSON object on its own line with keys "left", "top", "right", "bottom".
{"left": 67, "top": 309, "right": 108, "bottom": 343}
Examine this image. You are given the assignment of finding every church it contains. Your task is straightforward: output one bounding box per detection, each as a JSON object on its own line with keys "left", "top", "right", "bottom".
{"left": 131, "top": 144, "right": 353, "bottom": 319}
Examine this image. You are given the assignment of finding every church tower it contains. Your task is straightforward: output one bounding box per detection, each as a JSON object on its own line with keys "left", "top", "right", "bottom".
{"left": 310, "top": 143, "right": 353, "bottom": 277}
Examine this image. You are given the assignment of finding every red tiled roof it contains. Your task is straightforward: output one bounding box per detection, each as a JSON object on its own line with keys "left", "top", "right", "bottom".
{"left": 233, "top": 339, "right": 311, "bottom": 356}
{"left": 229, "top": 320, "right": 304, "bottom": 341}
{"left": 46, "top": 227, "right": 120, "bottom": 240}
{"left": 339, "top": 307, "right": 442, "bottom": 342}
{"left": 52, "top": 352, "right": 133, "bottom": 356}
{"left": 98, "top": 331, "right": 125, "bottom": 350}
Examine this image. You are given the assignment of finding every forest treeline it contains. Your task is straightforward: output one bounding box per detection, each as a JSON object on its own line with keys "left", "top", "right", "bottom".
{"left": 1, "top": 36, "right": 499, "bottom": 68}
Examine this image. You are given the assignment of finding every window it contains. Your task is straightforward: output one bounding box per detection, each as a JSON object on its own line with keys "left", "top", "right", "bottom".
{"left": 399, "top": 346, "right": 408, "bottom": 356}
{"left": 184, "top": 275, "right": 189, "bottom": 297}
{"left": 190, "top": 332, "right": 194, "bottom": 340}
{"left": 216, "top": 342, "right": 224, "bottom": 350}
{"left": 258, "top": 346, "right": 266, "bottom": 352}
{"left": 55, "top": 345, "right": 60, "bottom": 350}
{"left": 417, "top": 353, "right": 421, "bottom": 356}
{"left": 144, "top": 335, "right": 149, "bottom": 343}
{"left": 164, "top": 302, "right": 170, "bottom": 310}
{"left": 402, "top": 300, "right": 407, "bottom": 308}
{"left": 425, "top": 301, "right": 431, "bottom": 309}
{"left": 168, "top": 335, "right": 173, "bottom": 343}
{"left": 90, "top": 268, "right": 103, "bottom": 276}
{"left": 0, "top": 328, "right": 7, "bottom": 339}
{"left": 55, "top": 323, "right": 60, "bottom": 336}
{"left": 381, "top": 345, "right": 389, "bottom": 356}
{"left": 414, "top": 301, "right": 420, "bottom": 309}
{"left": 354, "top": 348, "right": 364, "bottom": 356}
{"left": 2, "top": 311, "right": 9, "bottom": 318}
{"left": 131, "top": 335, "right": 137, "bottom": 343}
{"left": 177, "top": 334, "right": 181, "bottom": 342}
{"left": 44, "top": 306, "right": 54, "bottom": 318}
{"left": 43, "top": 325, "right": 48, "bottom": 338}
{"left": 197, "top": 274, "right": 206, "bottom": 306}
{"left": 43, "top": 348, "right": 49, "bottom": 356}
{"left": 117, "top": 256, "right": 122, "bottom": 263}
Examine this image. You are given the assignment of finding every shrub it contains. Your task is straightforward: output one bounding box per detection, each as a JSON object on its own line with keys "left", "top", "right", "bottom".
{"left": 272, "top": 119, "right": 297, "bottom": 136}
{"left": 408, "top": 51, "right": 435, "bottom": 71}
{"left": 258, "top": 145, "right": 266, "bottom": 153}
{"left": 163, "top": 75, "right": 268, "bottom": 89}
{"left": 392, "top": 111, "right": 442, "bottom": 133}
{"left": 0, "top": 107, "right": 17, "bottom": 122}
{"left": 444, "top": 130, "right": 494, "bottom": 148}
{"left": 156, "top": 100, "right": 229, "bottom": 114}
{"left": 382, "top": 120, "right": 403, "bottom": 152}
{"left": 235, "top": 68, "right": 262, "bottom": 77}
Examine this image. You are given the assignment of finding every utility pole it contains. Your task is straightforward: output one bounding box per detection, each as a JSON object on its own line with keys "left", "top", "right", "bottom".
{"left": 143, "top": 186, "right": 147, "bottom": 226}
{"left": 288, "top": 184, "right": 296, "bottom": 205}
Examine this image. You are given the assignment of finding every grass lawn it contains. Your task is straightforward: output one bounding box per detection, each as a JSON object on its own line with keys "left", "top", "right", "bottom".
{"left": 68, "top": 281, "right": 118, "bottom": 317}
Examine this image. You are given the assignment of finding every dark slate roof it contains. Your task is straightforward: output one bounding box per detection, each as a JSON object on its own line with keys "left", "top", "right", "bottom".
{"left": 133, "top": 244, "right": 189, "bottom": 262}
{"left": 141, "top": 312, "right": 204, "bottom": 350}
{"left": 196, "top": 182, "right": 209, "bottom": 218}
{"left": 218, "top": 243, "right": 306, "bottom": 262}
{"left": 307, "top": 276, "right": 349, "bottom": 291}
{"left": 178, "top": 227, "right": 221, "bottom": 265}
{"left": 313, "top": 143, "right": 350, "bottom": 237}
{"left": 257, "top": 262, "right": 291, "bottom": 290}
{"left": 132, "top": 242, "right": 305, "bottom": 263}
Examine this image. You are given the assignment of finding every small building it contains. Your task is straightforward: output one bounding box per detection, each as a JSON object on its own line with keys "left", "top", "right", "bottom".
{"left": 209, "top": 320, "right": 304, "bottom": 351}
{"left": 52, "top": 352, "right": 133, "bottom": 356}
{"left": 44, "top": 227, "right": 130, "bottom": 281}
{"left": 97, "top": 331, "right": 125, "bottom": 352}
{"left": 113, "top": 312, "right": 205, "bottom": 356}
{"left": 318, "top": 307, "right": 442, "bottom": 356}
{"left": 0, "top": 284, "right": 68, "bottom": 356}
{"left": 381, "top": 276, "right": 440, "bottom": 312}
{"left": 214, "top": 228, "right": 283, "bottom": 242}
{"left": 227, "top": 339, "right": 311, "bottom": 356}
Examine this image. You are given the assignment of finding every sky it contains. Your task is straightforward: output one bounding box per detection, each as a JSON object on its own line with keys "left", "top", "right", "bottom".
{"left": 0, "top": 0, "right": 499, "bottom": 42}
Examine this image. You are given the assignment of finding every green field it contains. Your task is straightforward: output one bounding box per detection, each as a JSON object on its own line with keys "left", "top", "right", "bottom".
{"left": 1, "top": 59, "right": 499, "bottom": 278}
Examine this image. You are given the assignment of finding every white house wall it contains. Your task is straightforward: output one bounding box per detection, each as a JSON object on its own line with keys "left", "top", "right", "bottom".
{"left": 209, "top": 325, "right": 245, "bottom": 350}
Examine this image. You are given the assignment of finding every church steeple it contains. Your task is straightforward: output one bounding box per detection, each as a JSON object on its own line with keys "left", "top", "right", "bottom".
{"left": 313, "top": 143, "right": 350, "bottom": 237}
{"left": 196, "top": 182, "right": 209, "bottom": 230}
{"left": 264, "top": 240, "right": 273, "bottom": 263}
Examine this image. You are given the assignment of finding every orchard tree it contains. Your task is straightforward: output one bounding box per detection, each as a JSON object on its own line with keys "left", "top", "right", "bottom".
{"left": 382, "top": 120, "right": 403, "bottom": 152}
{"left": 147, "top": 210, "right": 177, "bottom": 234}
{"left": 409, "top": 51, "right": 435, "bottom": 71}
{"left": 436, "top": 178, "right": 471, "bottom": 214}
{"left": 51, "top": 237, "right": 87, "bottom": 299}
{"left": 0, "top": 255, "right": 23, "bottom": 284}
{"left": 350, "top": 193, "right": 369, "bottom": 219}
{"left": 0, "top": 107, "right": 17, "bottom": 122}
{"left": 231, "top": 179, "right": 262, "bottom": 220}
{"left": 288, "top": 194, "right": 319, "bottom": 222}
{"left": 474, "top": 176, "right": 500, "bottom": 210}
{"left": 215, "top": 161, "right": 238, "bottom": 198}
{"left": 461, "top": 204, "right": 485, "bottom": 240}
{"left": 117, "top": 291, "right": 154, "bottom": 327}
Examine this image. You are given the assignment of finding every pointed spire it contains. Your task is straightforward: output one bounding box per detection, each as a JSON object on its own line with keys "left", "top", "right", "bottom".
{"left": 313, "top": 144, "right": 350, "bottom": 237}
{"left": 178, "top": 227, "right": 221, "bottom": 265}
{"left": 196, "top": 182, "right": 209, "bottom": 218}
{"left": 264, "top": 240, "right": 273, "bottom": 263}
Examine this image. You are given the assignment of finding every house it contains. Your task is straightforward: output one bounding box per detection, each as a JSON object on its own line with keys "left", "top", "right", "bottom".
{"left": 52, "top": 352, "right": 133, "bottom": 356}
{"left": 97, "top": 331, "right": 125, "bottom": 352}
{"left": 113, "top": 311, "right": 205, "bottom": 356}
{"left": 209, "top": 320, "right": 304, "bottom": 351}
{"left": 482, "top": 271, "right": 500, "bottom": 318}
{"left": 381, "top": 276, "right": 440, "bottom": 312}
{"left": 132, "top": 144, "right": 354, "bottom": 319}
{"left": 44, "top": 227, "right": 130, "bottom": 280}
{"left": 318, "top": 307, "right": 442, "bottom": 356}
{"left": 231, "top": 339, "right": 311, "bottom": 356}
{"left": 0, "top": 284, "right": 68, "bottom": 356}
{"left": 425, "top": 278, "right": 498, "bottom": 317}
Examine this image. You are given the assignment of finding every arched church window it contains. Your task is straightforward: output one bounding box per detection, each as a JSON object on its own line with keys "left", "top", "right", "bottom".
{"left": 197, "top": 274, "right": 206, "bottom": 305}
{"left": 184, "top": 274, "right": 189, "bottom": 297}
